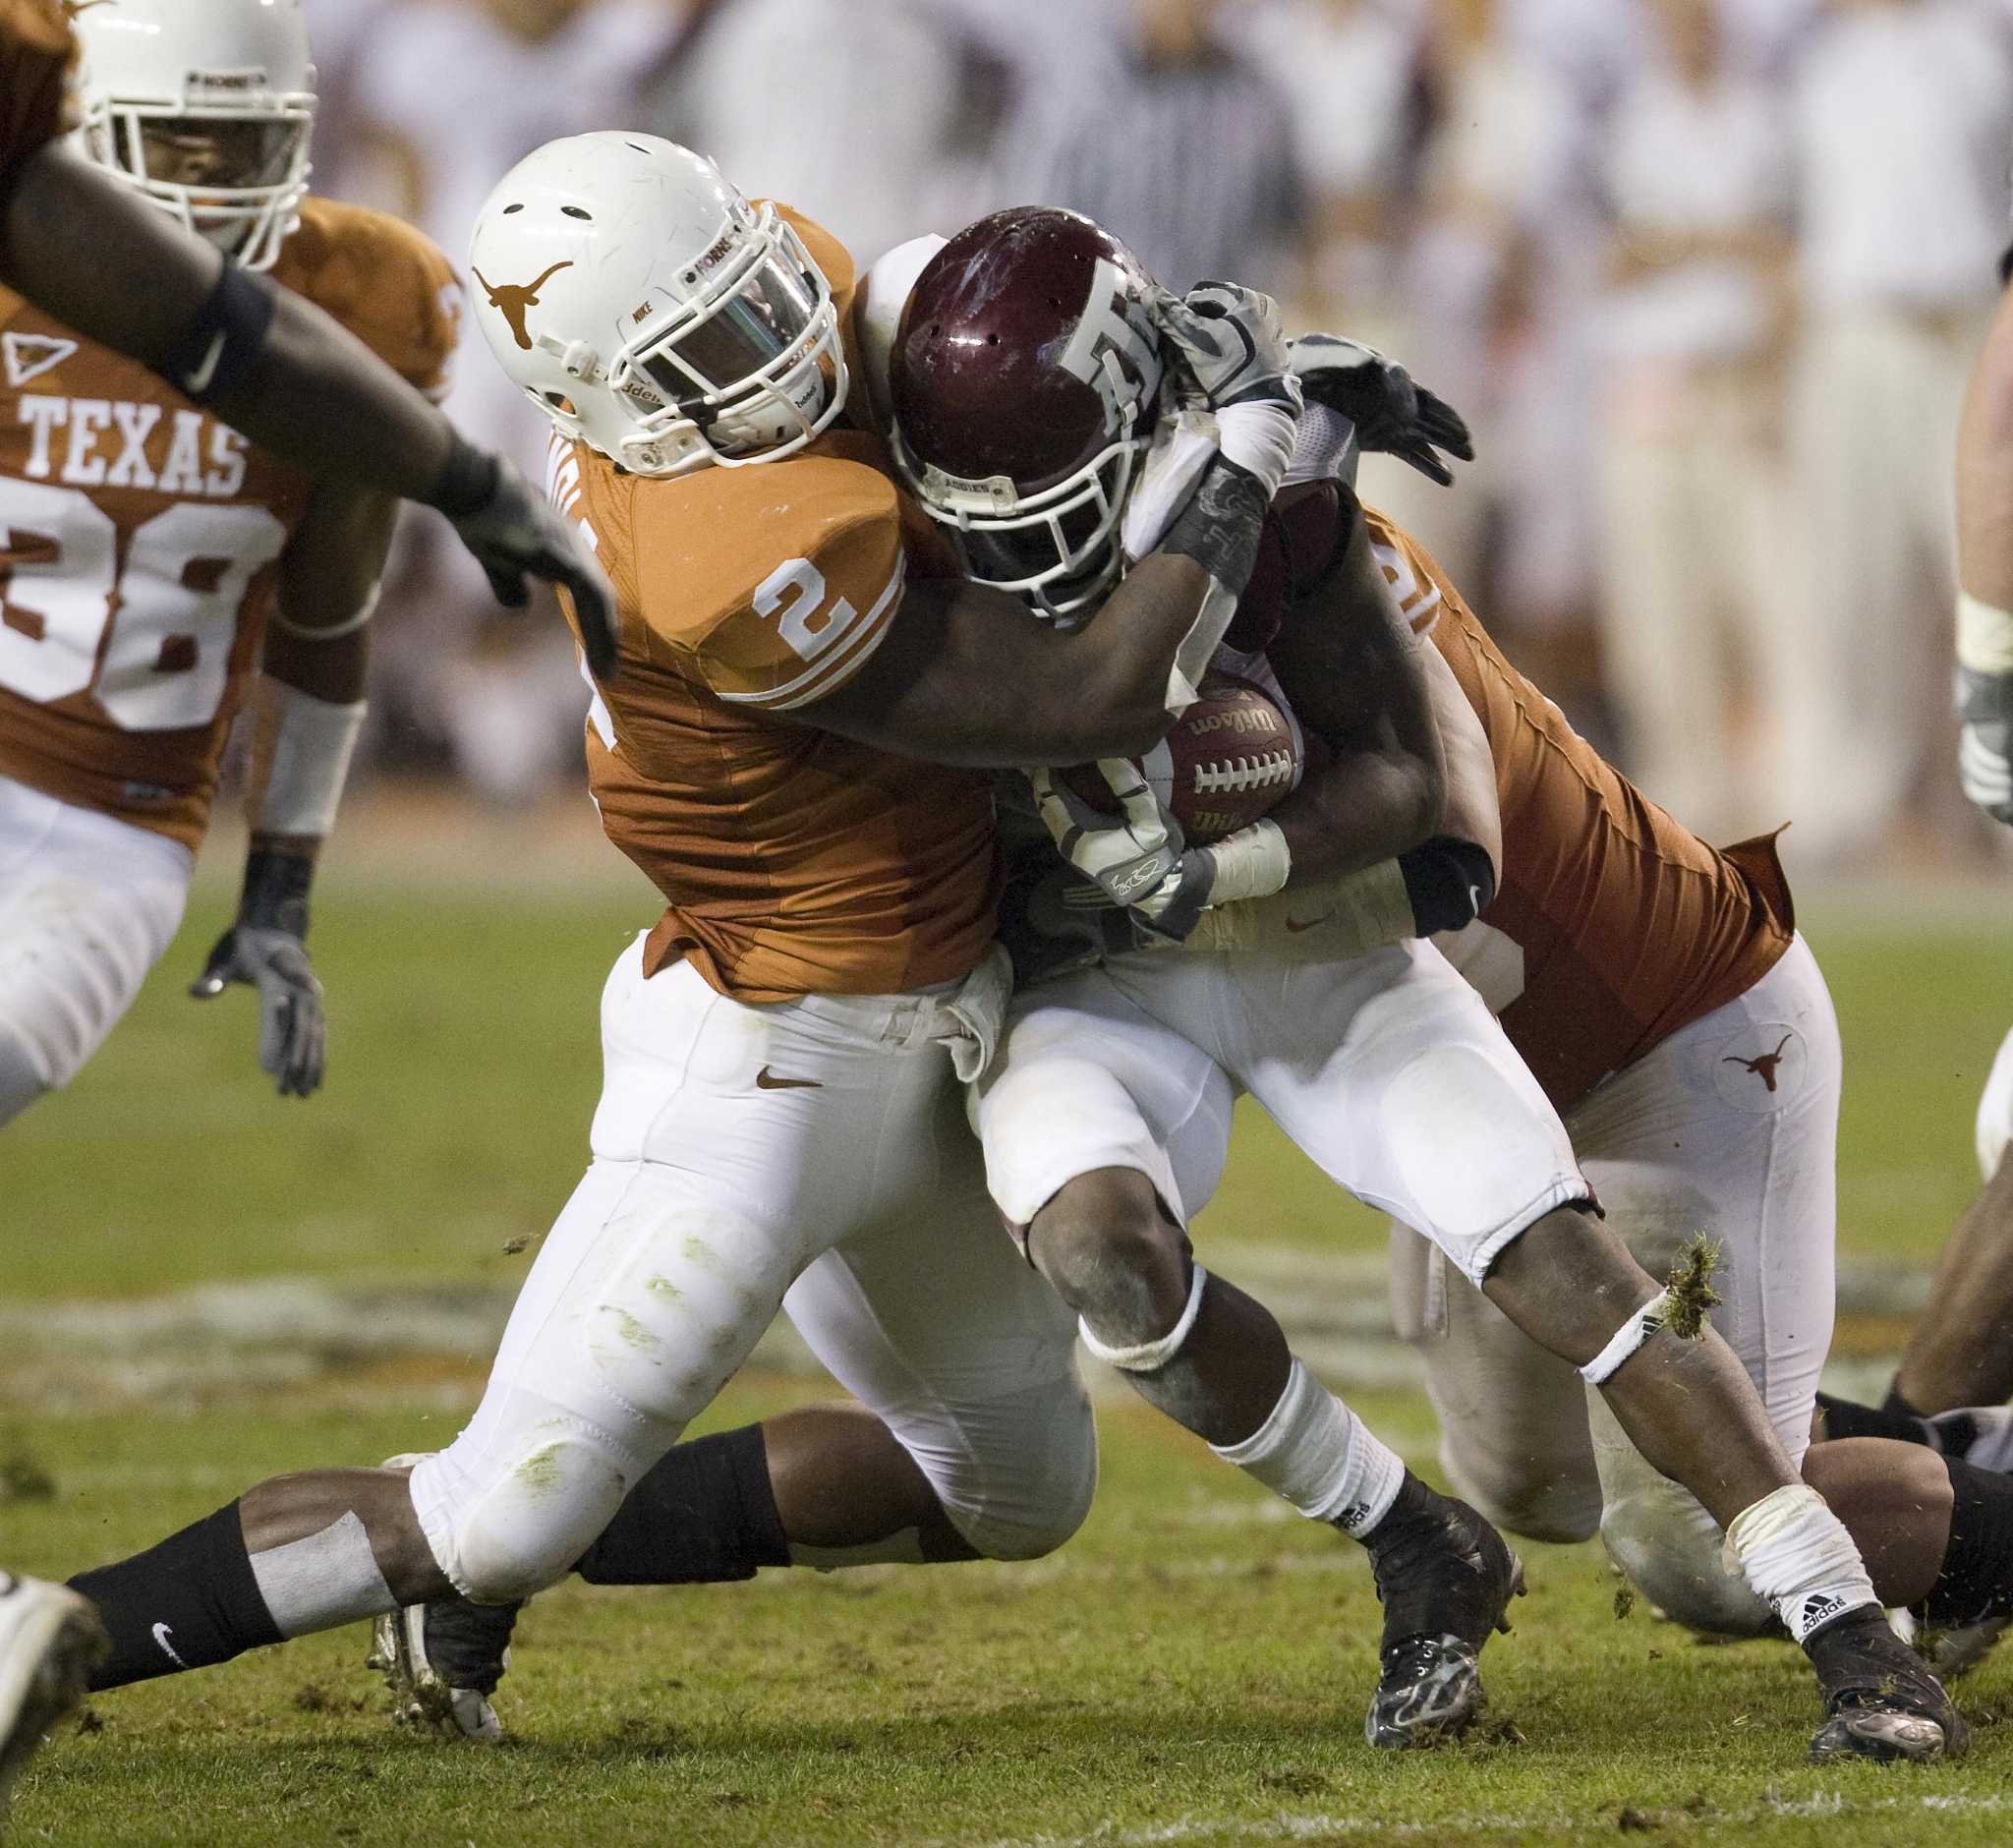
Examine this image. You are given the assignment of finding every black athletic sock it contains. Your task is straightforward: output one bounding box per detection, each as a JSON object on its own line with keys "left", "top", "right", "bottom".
{"left": 68, "top": 1502, "right": 283, "bottom": 1691}
{"left": 1882, "top": 1378, "right": 1931, "bottom": 1421}
{"left": 1815, "top": 1391, "right": 1933, "bottom": 1447}
{"left": 1921, "top": 1458, "right": 2013, "bottom": 1628}
{"left": 575, "top": 1424, "right": 790, "bottom": 1586}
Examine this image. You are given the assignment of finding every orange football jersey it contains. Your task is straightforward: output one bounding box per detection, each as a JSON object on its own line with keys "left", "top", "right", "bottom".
{"left": 0, "top": 197, "right": 460, "bottom": 850}
{"left": 548, "top": 209, "right": 999, "bottom": 1004}
{"left": 1361, "top": 507, "right": 1795, "bottom": 1112}
{"left": 0, "top": 0, "right": 73, "bottom": 180}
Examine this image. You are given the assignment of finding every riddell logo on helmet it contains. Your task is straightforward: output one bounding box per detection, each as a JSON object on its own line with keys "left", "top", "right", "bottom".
{"left": 474, "top": 262, "right": 574, "bottom": 352}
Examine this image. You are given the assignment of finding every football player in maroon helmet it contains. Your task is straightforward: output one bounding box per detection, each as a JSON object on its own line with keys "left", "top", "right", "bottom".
{"left": 884, "top": 206, "right": 1961, "bottom": 1765}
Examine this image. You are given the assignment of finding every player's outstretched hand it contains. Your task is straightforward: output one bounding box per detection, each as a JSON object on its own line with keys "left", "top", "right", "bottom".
{"left": 1290, "top": 333, "right": 1474, "bottom": 487}
{"left": 191, "top": 925, "right": 326, "bottom": 1099}
{"left": 446, "top": 457, "right": 620, "bottom": 680}
{"left": 1154, "top": 281, "right": 1298, "bottom": 410}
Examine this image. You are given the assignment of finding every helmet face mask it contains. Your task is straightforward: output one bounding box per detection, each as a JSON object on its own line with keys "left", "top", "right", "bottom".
{"left": 896, "top": 419, "right": 1147, "bottom": 623}
{"left": 608, "top": 205, "right": 844, "bottom": 466}
{"left": 888, "top": 212, "right": 1164, "bottom": 624}
{"left": 471, "top": 138, "right": 849, "bottom": 480}
{"left": 73, "top": 1, "right": 316, "bottom": 274}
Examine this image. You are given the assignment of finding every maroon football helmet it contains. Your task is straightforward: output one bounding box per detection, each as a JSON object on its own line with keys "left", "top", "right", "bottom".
{"left": 889, "top": 206, "right": 1165, "bottom": 620}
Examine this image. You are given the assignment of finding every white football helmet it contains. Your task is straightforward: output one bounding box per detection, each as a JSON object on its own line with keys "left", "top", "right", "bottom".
{"left": 468, "top": 134, "right": 848, "bottom": 479}
{"left": 72, "top": 0, "right": 315, "bottom": 274}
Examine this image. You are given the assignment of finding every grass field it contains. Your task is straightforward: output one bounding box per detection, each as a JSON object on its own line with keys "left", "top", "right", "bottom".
{"left": 6, "top": 840, "right": 2013, "bottom": 1844}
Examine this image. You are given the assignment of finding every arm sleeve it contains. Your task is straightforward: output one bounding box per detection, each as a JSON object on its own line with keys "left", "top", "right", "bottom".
{"left": 636, "top": 457, "right": 909, "bottom": 714}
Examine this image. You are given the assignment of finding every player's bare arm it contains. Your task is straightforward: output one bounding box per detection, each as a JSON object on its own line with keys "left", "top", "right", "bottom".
{"left": 0, "top": 144, "right": 615, "bottom": 666}
{"left": 803, "top": 549, "right": 1223, "bottom": 767}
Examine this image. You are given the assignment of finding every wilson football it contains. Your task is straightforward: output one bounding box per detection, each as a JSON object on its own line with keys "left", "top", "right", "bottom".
{"left": 1060, "top": 673, "right": 1301, "bottom": 844}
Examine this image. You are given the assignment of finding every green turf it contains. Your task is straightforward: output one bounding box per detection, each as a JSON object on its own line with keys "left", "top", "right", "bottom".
{"left": 12, "top": 883, "right": 2008, "bottom": 1291}
{"left": 8, "top": 882, "right": 2013, "bottom": 1842}
{"left": 7, "top": 1383, "right": 2013, "bottom": 1847}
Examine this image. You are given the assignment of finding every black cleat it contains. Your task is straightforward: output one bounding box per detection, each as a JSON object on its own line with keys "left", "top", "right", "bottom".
{"left": 1361, "top": 1473, "right": 1524, "bottom": 1749}
{"left": 1806, "top": 1604, "right": 1968, "bottom": 1763}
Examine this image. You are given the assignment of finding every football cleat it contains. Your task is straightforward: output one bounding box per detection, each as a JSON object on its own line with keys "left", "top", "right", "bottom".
{"left": 0, "top": 1573, "right": 106, "bottom": 1809}
{"left": 1361, "top": 1477, "right": 1524, "bottom": 1749}
{"left": 366, "top": 1599, "right": 515, "bottom": 1745}
{"left": 1805, "top": 1604, "right": 1969, "bottom": 1763}
{"left": 1927, "top": 1613, "right": 2010, "bottom": 1681}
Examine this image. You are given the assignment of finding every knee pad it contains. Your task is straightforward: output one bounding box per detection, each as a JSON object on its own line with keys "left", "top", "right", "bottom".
{"left": 412, "top": 1420, "right": 633, "bottom": 1605}
{"left": 931, "top": 1373, "right": 1101, "bottom": 1563}
{"left": 1601, "top": 1484, "right": 1771, "bottom": 1639}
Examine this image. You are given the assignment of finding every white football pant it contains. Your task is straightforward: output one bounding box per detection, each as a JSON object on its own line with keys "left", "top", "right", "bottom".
{"left": 1975, "top": 1024, "right": 2013, "bottom": 1183}
{"left": 1392, "top": 934, "right": 1840, "bottom": 1635}
{"left": 0, "top": 777, "right": 193, "bottom": 1127}
{"left": 973, "top": 938, "right": 1589, "bottom": 1287}
{"left": 410, "top": 938, "right": 1095, "bottom": 1605}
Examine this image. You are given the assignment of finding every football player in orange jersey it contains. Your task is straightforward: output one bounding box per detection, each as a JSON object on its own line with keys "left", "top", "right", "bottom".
{"left": 50, "top": 135, "right": 1352, "bottom": 1763}
{"left": 0, "top": 0, "right": 606, "bottom": 1809}
{"left": 0, "top": 0, "right": 466, "bottom": 1130}
{"left": 373, "top": 214, "right": 1957, "bottom": 1765}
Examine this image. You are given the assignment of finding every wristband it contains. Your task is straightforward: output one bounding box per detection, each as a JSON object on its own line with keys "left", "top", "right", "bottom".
{"left": 253, "top": 681, "right": 367, "bottom": 838}
{"left": 1213, "top": 397, "right": 1298, "bottom": 499}
{"left": 1959, "top": 590, "right": 2013, "bottom": 675}
{"left": 238, "top": 847, "right": 315, "bottom": 940}
{"left": 431, "top": 433, "right": 501, "bottom": 520}
{"left": 1203, "top": 820, "right": 1291, "bottom": 905}
{"left": 1398, "top": 837, "right": 1497, "bottom": 936}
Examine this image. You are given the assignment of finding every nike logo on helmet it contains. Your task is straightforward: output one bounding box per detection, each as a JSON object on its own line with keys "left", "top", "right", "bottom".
{"left": 151, "top": 1622, "right": 188, "bottom": 1667}
{"left": 755, "top": 1067, "right": 823, "bottom": 1091}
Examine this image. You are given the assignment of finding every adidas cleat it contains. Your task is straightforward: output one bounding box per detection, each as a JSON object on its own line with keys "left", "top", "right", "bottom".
{"left": 0, "top": 1573, "right": 106, "bottom": 1809}
{"left": 1362, "top": 1477, "right": 1524, "bottom": 1749}
{"left": 1806, "top": 1604, "right": 1968, "bottom": 1763}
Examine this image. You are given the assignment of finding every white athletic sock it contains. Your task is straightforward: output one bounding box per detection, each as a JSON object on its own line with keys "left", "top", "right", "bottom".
{"left": 1211, "top": 1358, "right": 1404, "bottom": 1537}
{"left": 1723, "top": 1484, "right": 1878, "bottom": 1645}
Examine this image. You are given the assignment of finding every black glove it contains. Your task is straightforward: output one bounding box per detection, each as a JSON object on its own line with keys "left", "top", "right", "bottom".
{"left": 190, "top": 849, "right": 325, "bottom": 1098}
{"left": 435, "top": 438, "right": 620, "bottom": 680}
{"left": 1290, "top": 333, "right": 1474, "bottom": 487}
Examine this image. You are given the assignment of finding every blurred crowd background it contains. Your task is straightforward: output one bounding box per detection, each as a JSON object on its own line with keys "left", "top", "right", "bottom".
{"left": 301, "top": 0, "right": 2013, "bottom": 877}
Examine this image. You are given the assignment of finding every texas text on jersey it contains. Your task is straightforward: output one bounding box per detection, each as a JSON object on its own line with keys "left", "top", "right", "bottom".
{"left": 546, "top": 207, "right": 1000, "bottom": 1004}
{"left": 0, "top": 197, "right": 460, "bottom": 851}
{"left": 0, "top": 0, "right": 73, "bottom": 181}
{"left": 1363, "top": 507, "right": 1795, "bottom": 1111}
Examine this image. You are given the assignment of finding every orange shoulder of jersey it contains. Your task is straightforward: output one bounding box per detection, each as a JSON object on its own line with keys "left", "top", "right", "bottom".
{"left": 270, "top": 198, "right": 463, "bottom": 403}
{"left": 620, "top": 444, "right": 907, "bottom": 714}
{"left": 0, "top": 0, "right": 74, "bottom": 180}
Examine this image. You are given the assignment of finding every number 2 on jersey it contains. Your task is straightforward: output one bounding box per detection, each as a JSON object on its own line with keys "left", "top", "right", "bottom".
{"left": 0, "top": 480, "right": 287, "bottom": 731}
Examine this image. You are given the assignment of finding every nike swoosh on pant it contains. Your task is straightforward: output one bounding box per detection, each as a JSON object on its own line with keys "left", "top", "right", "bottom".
{"left": 754, "top": 1067, "right": 823, "bottom": 1091}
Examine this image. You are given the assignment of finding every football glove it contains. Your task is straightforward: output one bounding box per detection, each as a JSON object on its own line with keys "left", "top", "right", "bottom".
{"left": 1154, "top": 282, "right": 1297, "bottom": 410}
{"left": 443, "top": 451, "right": 620, "bottom": 681}
{"left": 1290, "top": 333, "right": 1474, "bottom": 487}
{"left": 1027, "top": 762, "right": 1219, "bottom": 945}
{"left": 190, "top": 849, "right": 325, "bottom": 1098}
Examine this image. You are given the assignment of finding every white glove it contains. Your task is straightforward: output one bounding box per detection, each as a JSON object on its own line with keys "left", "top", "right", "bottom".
{"left": 1153, "top": 282, "right": 1295, "bottom": 409}
{"left": 1029, "top": 762, "right": 1183, "bottom": 911}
